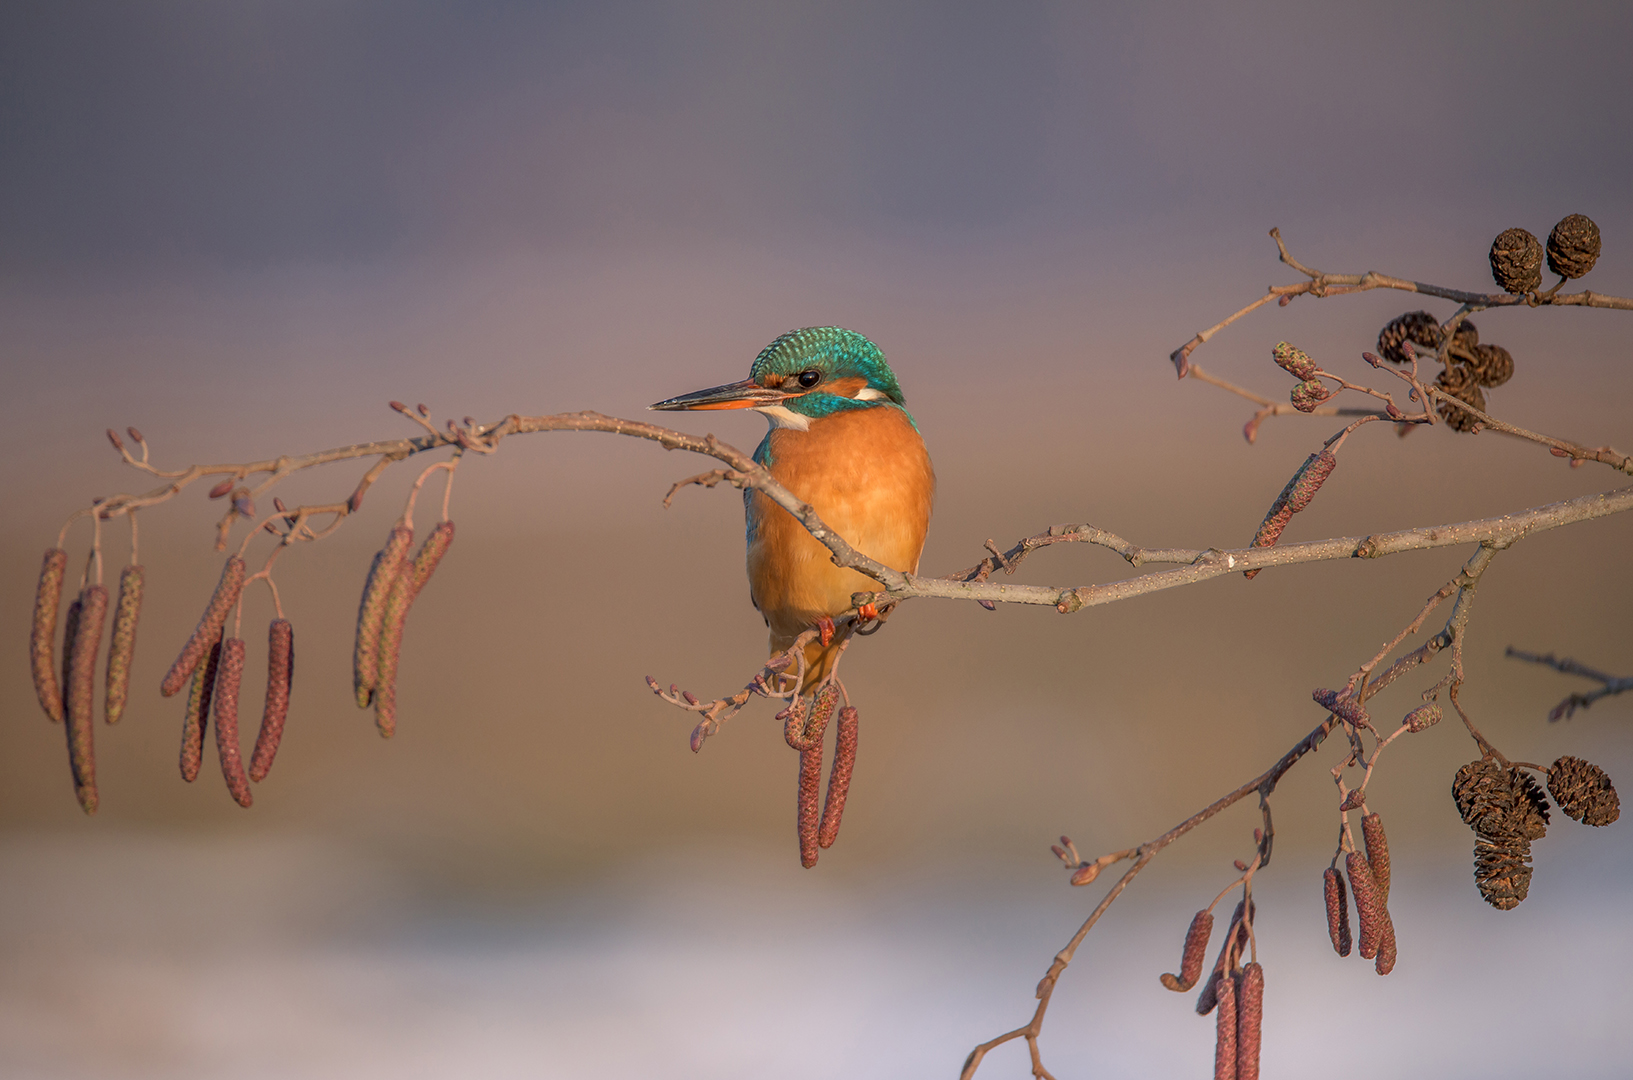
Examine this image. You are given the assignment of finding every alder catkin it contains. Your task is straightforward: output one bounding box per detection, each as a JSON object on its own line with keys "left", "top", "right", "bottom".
{"left": 30, "top": 548, "right": 68, "bottom": 723}
{"left": 1160, "top": 909, "right": 1214, "bottom": 992}
{"left": 1197, "top": 900, "right": 1250, "bottom": 1016}
{"left": 180, "top": 636, "right": 223, "bottom": 782}
{"left": 160, "top": 556, "right": 245, "bottom": 697}
{"left": 1243, "top": 450, "right": 1337, "bottom": 578}
{"left": 784, "top": 683, "right": 838, "bottom": 752}
{"left": 1213, "top": 969, "right": 1238, "bottom": 1080}
{"left": 1375, "top": 912, "right": 1398, "bottom": 976}
{"left": 1323, "top": 867, "right": 1352, "bottom": 957}
{"left": 353, "top": 525, "right": 412, "bottom": 708}
{"left": 1236, "top": 963, "right": 1264, "bottom": 1080}
{"left": 104, "top": 564, "right": 145, "bottom": 724}
{"left": 1347, "top": 851, "right": 1386, "bottom": 961}
{"left": 64, "top": 585, "right": 108, "bottom": 815}
{"left": 798, "top": 746, "right": 822, "bottom": 869}
{"left": 1362, "top": 812, "right": 1391, "bottom": 904}
{"left": 373, "top": 522, "right": 454, "bottom": 737}
{"left": 249, "top": 619, "right": 293, "bottom": 783}
{"left": 213, "top": 638, "right": 253, "bottom": 808}
{"left": 817, "top": 704, "right": 859, "bottom": 849}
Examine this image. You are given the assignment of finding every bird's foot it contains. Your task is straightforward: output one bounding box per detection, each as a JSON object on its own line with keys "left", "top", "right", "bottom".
{"left": 856, "top": 601, "right": 879, "bottom": 622}
{"left": 815, "top": 615, "right": 836, "bottom": 648}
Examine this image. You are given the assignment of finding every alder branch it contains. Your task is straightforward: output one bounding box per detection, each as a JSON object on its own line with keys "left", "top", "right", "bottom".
{"left": 1505, "top": 647, "right": 1633, "bottom": 721}
{"left": 962, "top": 539, "right": 1507, "bottom": 1079}
{"left": 1169, "top": 227, "right": 1633, "bottom": 379}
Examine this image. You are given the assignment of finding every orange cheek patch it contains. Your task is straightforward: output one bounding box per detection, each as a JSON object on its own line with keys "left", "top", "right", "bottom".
{"left": 825, "top": 377, "right": 868, "bottom": 398}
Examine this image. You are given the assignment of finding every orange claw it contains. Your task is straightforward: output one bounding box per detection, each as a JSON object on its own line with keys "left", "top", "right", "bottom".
{"left": 857, "top": 602, "right": 879, "bottom": 622}
{"left": 816, "top": 615, "right": 835, "bottom": 648}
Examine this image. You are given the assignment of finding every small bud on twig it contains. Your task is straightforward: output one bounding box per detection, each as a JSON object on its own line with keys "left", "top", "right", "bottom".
{"left": 106, "top": 428, "right": 125, "bottom": 453}
{"left": 160, "top": 556, "right": 246, "bottom": 697}
{"left": 30, "top": 548, "right": 68, "bottom": 723}
{"left": 1160, "top": 910, "right": 1214, "bottom": 992}
{"left": 1403, "top": 702, "right": 1441, "bottom": 732}
{"left": 208, "top": 479, "right": 234, "bottom": 500}
{"left": 249, "top": 619, "right": 293, "bottom": 783}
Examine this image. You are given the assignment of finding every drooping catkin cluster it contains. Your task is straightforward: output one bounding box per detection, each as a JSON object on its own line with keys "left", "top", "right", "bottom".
{"left": 353, "top": 524, "right": 412, "bottom": 708}
{"left": 104, "top": 564, "right": 145, "bottom": 724}
{"left": 818, "top": 704, "right": 859, "bottom": 850}
{"left": 1189, "top": 899, "right": 1264, "bottom": 1080}
{"left": 360, "top": 522, "right": 455, "bottom": 737}
{"left": 249, "top": 619, "right": 294, "bottom": 783}
{"left": 161, "top": 556, "right": 246, "bottom": 697}
{"left": 1243, "top": 448, "right": 1337, "bottom": 579}
{"left": 785, "top": 684, "right": 839, "bottom": 868}
{"left": 213, "top": 637, "right": 254, "bottom": 808}
{"left": 63, "top": 583, "right": 109, "bottom": 815}
{"left": 31, "top": 548, "right": 69, "bottom": 723}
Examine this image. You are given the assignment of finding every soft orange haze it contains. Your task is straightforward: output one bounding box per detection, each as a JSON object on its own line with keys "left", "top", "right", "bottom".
{"left": 2, "top": 4, "right": 1631, "bottom": 1076}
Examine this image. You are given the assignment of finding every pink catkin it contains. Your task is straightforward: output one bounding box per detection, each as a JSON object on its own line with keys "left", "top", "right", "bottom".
{"left": 817, "top": 704, "right": 859, "bottom": 848}
{"left": 213, "top": 638, "right": 253, "bottom": 808}
{"left": 160, "top": 557, "right": 245, "bottom": 697}
{"left": 1243, "top": 450, "right": 1337, "bottom": 579}
{"left": 30, "top": 548, "right": 68, "bottom": 722}
{"left": 249, "top": 619, "right": 293, "bottom": 783}
{"left": 798, "top": 746, "right": 822, "bottom": 868}
{"left": 373, "top": 522, "right": 454, "bottom": 737}
{"left": 1161, "top": 910, "right": 1214, "bottom": 992}
{"left": 1362, "top": 812, "right": 1391, "bottom": 904}
{"left": 353, "top": 525, "right": 412, "bottom": 708}
{"left": 64, "top": 585, "right": 108, "bottom": 815}
{"left": 1236, "top": 963, "right": 1265, "bottom": 1080}
{"left": 104, "top": 564, "right": 145, "bottom": 724}
{"left": 1323, "top": 867, "right": 1352, "bottom": 957}
{"left": 1347, "top": 851, "right": 1386, "bottom": 960}
{"left": 1196, "top": 901, "right": 1250, "bottom": 1015}
{"left": 180, "top": 637, "right": 222, "bottom": 782}
{"left": 1375, "top": 913, "right": 1398, "bottom": 975}
{"left": 1213, "top": 970, "right": 1238, "bottom": 1080}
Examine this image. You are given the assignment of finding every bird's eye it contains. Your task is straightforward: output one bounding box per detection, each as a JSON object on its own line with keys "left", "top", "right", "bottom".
{"left": 796, "top": 370, "right": 821, "bottom": 389}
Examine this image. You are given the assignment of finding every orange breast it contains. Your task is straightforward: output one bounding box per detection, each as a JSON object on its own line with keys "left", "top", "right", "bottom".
{"left": 747, "top": 405, "right": 934, "bottom": 652}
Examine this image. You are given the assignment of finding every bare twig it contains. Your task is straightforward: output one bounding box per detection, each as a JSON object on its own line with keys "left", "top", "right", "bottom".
{"left": 1506, "top": 647, "right": 1633, "bottom": 721}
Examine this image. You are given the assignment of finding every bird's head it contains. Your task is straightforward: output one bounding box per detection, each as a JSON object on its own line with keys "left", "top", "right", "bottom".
{"left": 649, "top": 327, "right": 905, "bottom": 429}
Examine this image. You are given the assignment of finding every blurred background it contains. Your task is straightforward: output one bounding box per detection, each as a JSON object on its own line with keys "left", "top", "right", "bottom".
{"left": 3, "top": 2, "right": 1631, "bottom": 1076}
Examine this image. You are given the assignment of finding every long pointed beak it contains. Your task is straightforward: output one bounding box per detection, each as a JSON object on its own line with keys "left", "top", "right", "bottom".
{"left": 649, "top": 378, "right": 790, "bottom": 411}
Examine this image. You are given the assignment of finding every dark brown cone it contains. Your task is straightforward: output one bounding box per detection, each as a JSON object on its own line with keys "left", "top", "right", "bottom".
{"left": 1377, "top": 311, "right": 1444, "bottom": 365}
{"left": 1160, "top": 910, "right": 1214, "bottom": 992}
{"left": 1469, "top": 344, "right": 1515, "bottom": 388}
{"left": 1474, "top": 833, "right": 1531, "bottom": 909}
{"left": 1509, "top": 769, "right": 1551, "bottom": 840}
{"left": 1213, "top": 970, "right": 1238, "bottom": 1080}
{"left": 817, "top": 704, "right": 858, "bottom": 849}
{"left": 1236, "top": 963, "right": 1264, "bottom": 1080}
{"left": 1546, "top": 214, "right": 1601, "bottom": 279}
{"left": 180, "top": 636, "right": 222, "bottom": 782}
{"left": 1547, "top": 756, "right": 1619, "bottom": 826}
{"left": 353, "top": 525, "right": 412, "bottom": 708}
{"left": 1490, "top": 227, "right": 1543, "bottom": 294}
{"left": 30, "top": 548, "right": 68, "bottom": 723}
{"left": 249, "top": 619, "right": 293, "bottom": 783}
{"left": 1347, "top": 851, "right": 1386, "bottom": 960}
{"left": 105, "top": 564, "right": 144, "bottom": 724}
{"left": 213, "top": 638, "right": 253, "bottom": 808}
{"left": 160, "top": 556, "right": 246, "bottom": 697}
{"left": 1323, "top": 867, "right": 1352, "bottom": 957}
{"left": 64, "top": 585, "right": 108, "bottom": 815}
{"left": 1454, "top": 758, "right": 1513, "bottom": 834}
{"left": 1435, "top": 368, "right": 1486, "bottom": 432}
{"left": 1452, "top": 319, "right": 1479, "bottom": 349}
{"left": 1362, "top": 813, "right": 1391, "bottom": 904}
{"left": 798, "top": 746, "right": 822, "bottom": 868}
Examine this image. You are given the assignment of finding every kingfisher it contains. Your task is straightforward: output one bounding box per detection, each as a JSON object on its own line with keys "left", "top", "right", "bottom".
{"left": 651, "top": 327, "right": 934, "bottom": 690}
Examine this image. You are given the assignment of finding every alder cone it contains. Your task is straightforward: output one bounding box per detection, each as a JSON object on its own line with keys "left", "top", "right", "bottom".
{"left": 1453, "top": 759, "right": 1548, "bottom": 838}
{"left": 1547, "top": 756, "right": 1619, "bottom": 826}
{"left": 1469, "top": 343, "right": 1514, "bottom": 388}
{"left": 1508, "top": 769, "right": 1551, "bottom": 840}
{"left": 1546, "top": 214, "right": 1601, "bottom": 279}
{"left": 1377, "top": 311, "right": 1444, "bottom": 365}
{"left": 1473, "top": 833, "right": 1532, "bottom": 910}
{"left": 1490, "top": 227, "right": 1543, "bottom": 294}
{"left": 1435, "top": 368, "right": 1485, "bottom": 433}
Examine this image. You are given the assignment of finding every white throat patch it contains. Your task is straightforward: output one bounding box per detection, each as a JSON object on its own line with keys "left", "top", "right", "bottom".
{"left": 753, "top": 404, "right": 811, "bottom": 431}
